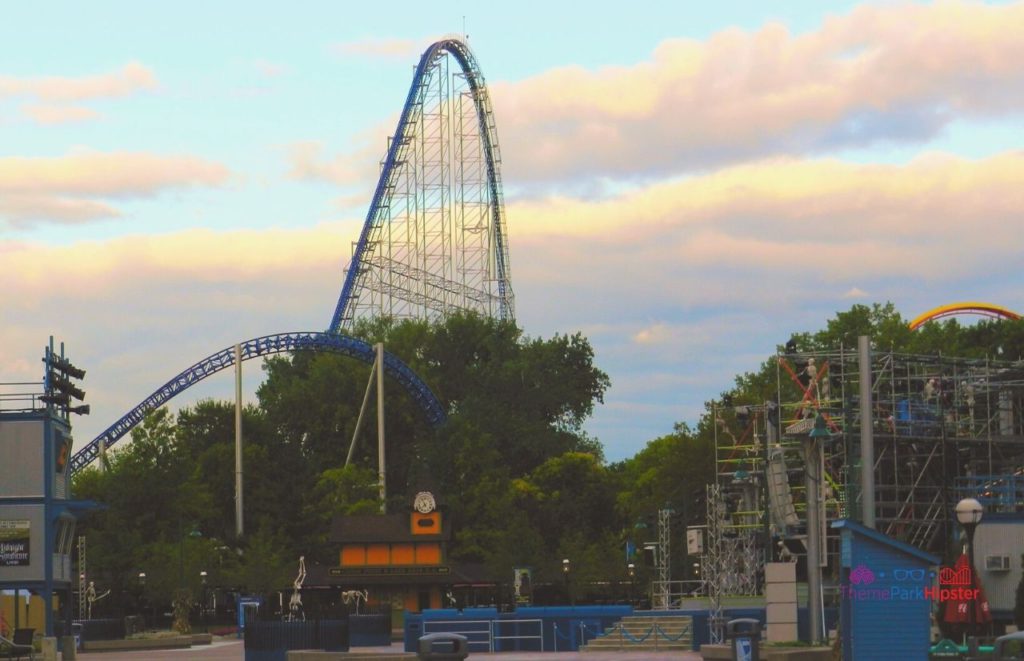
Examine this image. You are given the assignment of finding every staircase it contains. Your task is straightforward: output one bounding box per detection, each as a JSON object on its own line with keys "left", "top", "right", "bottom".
{"left": 581, "top": 614, "right": 693, "bottom": 653}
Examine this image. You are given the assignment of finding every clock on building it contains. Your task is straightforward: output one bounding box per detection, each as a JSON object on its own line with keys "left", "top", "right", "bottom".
{"left": 413, "top": 491, "right": 436, "bottom": 514}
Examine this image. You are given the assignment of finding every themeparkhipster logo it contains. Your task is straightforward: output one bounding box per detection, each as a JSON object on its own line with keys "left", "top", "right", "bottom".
{"left": 840, "top": 563, "right": 980, "bottom": 602}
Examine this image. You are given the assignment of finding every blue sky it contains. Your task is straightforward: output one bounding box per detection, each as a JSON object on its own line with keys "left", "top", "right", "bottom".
{"left": 2, "top": 1, "right": 1024, "bottom": 462}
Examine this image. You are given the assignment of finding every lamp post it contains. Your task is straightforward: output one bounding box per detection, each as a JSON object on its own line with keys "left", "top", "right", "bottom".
{"left": 200, "top": 571, "right": 208, "bottom": 628}
{"left": 562, "top": 558, "right": 572, "bottom": 606}
{"left": 138, "top": 572, "right": 147, "bottom": 628}
{"left": 955, "top": 497, "right": 984, "bottom": 640}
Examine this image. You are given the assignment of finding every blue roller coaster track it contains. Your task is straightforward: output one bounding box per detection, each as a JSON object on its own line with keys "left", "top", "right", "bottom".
{"left": 328, "top": 37, "right": 514, "bottom": 333}
{"left": 68, "top": 332, "right": 445, "bottom": 475}
{"left": 69, "top": 37, "right": 509, "bottom": 475}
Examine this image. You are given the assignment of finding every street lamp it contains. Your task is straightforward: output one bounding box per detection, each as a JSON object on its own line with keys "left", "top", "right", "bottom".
{"left": 138, "top": 572, "right": 147, "bottom": 628}
{"left": 200, "top": 571, "right": 208, "bottom": 628}
{"left": 562, "top": 559, "right": 572, "bottom": 606}
{"left": 627, "top": 563, "right": 636, "bottom": 607}
{"left": 955, "top": 497, "right": 984, "bottom": 639}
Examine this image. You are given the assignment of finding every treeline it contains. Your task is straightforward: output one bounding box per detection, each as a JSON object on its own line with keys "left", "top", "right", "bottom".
{"left": 72, "top": 305, "right": 1024, "bottom": 610}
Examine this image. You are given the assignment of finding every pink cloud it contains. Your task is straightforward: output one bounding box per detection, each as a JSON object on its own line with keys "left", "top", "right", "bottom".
{"left": 21, "top": 104, "right": 100, "bottom": 125}
{"left": 0, "top": 150, "right": 228, "bottom": 197}
{"left": 332, "top": 38, "right": 422, "bottom": 61}
{"left": 286, "top": 141, "right": 375, "bottom": 186}
{"left": 0, "top": 62, "right": 157, "bottom": 102}
{"left": 0, "top": 195, "right": 121, "bottom": 225}
{"left": 0, "top": 150, "right": 229, "bottom": 227}
{"left": 486, "top": 1, "right": 1024, "bottom": 183}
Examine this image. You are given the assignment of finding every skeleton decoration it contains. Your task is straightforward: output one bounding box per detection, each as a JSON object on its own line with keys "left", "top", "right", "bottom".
{"left": 341, "top": 589, "right": 369, "bottom": 614}
{"left": 85, "top": 580, "right": 110, "bottom": 620}
{"left": 286, "top": 556, "right": 306, "bottom": 621}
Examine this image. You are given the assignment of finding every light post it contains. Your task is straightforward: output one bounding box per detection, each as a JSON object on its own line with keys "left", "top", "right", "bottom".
{"left": 627, "top": 563, "right": 636, "bottom": 607}
{"left": 955, "top": 497, "right": 984, "bottom": 640}
{"left": 562, "top": 558, "right": 572, "bottom": 606}
{"left": 200, "top": 571, "right": 208, "bottom": 628}
{"left": 138, "top": 572, "right": 147, "bottom": 628}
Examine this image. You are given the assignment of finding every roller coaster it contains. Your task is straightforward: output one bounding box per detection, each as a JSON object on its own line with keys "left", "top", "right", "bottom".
{"left": 70, "top": 37, "right": 514, "bottom": 475}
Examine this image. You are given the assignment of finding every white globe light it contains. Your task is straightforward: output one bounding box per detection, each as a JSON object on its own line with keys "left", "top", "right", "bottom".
{"left": 955, "top": 497, "right": 984, "bottom": 526}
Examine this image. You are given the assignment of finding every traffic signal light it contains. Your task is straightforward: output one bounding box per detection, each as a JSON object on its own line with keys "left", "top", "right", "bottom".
{"left": 41, "top": 340, "right": 88, "bottom": 416}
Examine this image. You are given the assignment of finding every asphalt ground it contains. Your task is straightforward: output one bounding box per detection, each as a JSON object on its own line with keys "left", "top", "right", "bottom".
{"left": 80, "top": 640, "right": 703, "bottom": 660}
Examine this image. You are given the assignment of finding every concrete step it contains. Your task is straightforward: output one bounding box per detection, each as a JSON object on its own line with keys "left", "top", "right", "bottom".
{"left": 580, "top": 615, "right": 693, "bottom": 653}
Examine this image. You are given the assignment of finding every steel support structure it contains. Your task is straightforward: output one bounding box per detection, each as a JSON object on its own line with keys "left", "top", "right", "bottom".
{"left": 703, "top": 483, "right": 725, "bottom": 645}
{"left": 331, "top": 38, "right": 514, "bottom": 331}
{"left": 69, "top": 332, "right": 446, "bottom": 474}
{"left": 653, "top": 508, "right": 671, "bottom": 609}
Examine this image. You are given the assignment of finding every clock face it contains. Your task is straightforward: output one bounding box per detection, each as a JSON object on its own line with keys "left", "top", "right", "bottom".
{"left": 414, "top": 491, "right": 436, "bottom": 514}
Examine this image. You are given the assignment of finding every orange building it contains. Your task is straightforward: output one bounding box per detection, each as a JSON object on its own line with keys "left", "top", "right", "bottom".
{"left": 314, "top": 491, "right": 488, "bottom": 614}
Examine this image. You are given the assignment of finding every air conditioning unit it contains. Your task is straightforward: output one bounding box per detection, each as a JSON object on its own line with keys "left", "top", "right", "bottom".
{"left": 985, "top": 555, "right": 1011, "bottom": 571}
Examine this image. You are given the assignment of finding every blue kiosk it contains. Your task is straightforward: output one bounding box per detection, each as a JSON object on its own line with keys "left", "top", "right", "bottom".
{"left": 833, "top": 519, "right": 940, "bottom": 661}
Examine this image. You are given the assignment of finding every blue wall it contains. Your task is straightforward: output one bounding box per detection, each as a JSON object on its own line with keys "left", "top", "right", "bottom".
{"left": 842, "top": 535, "right": 934, "bottom": 661}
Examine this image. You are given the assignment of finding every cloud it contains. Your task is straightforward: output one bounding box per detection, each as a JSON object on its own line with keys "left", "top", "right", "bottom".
{"left": 0, "top": 62, "right": 157, "bottom": 102}
{"left": 2, "top": 222, "right": 356, "bottom": 298}
{"left": 632, "top": 323, "right": 673, "bottom": 345}
{"left": 0, "top": 195, "right": 121, "bottom": 226}
{"left": 843, "top": 287, "right": 869, "bottom": 299}
{"left": 255, "top": 60, "right": 286, "bottom": 78}
{"left": 0, "top": 62, "right": 157, "bottom": 125}
{"left": 332, "top": 38, "right": 422, "bottom": 62}
{"left": 506, "top": 151, "right": 1024, "bottom": 279}
{"left": 486, "top": 1, "right": 1024, "bottom": 184}
{"left": 21, "top": 104, "right": 100, "bottom": 125}
{"left": 0, "top": 150, "right": 229, "bottom": 227}
{"left": 286, "top": 141, "right": 376, "bottom": 187}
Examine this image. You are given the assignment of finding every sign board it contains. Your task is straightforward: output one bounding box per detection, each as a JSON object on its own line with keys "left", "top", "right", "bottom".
{"left": 329, "top": 565, "right": 450, "bottom": 577}
{"left": 737, "top": 637, "right": 753, "bottom": 661}
{"left": 686, "top": 528, "right": 704, "bottom": 555}
{"left": 0, "top": 520, "right": 30, "bottom": 567}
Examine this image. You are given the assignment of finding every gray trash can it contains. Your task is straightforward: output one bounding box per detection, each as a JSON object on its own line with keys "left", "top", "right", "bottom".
{"left": 725, "top": 618, "right": 761, "bottom": 661}
{"left": 417, "top": 632, "right": 470, "bottom": 660}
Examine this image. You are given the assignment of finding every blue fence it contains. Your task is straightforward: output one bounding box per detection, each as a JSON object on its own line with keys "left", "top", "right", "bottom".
{"left": 406, "top": 605, "right": 839, "bottom": 652}
{"left": 405, "top": 606, "right": 632, "bottom": 652}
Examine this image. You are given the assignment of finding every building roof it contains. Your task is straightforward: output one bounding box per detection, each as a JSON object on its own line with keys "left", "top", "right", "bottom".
{"left": 832, "top": 518, "right": 940, "bottom": 565}
{"left": 329, "top": 512, "right": 451, "bottom": 543}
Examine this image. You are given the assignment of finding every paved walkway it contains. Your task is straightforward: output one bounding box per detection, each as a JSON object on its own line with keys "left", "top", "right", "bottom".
{"left": 81, "top": 640, "right": 703, "bottom": 660}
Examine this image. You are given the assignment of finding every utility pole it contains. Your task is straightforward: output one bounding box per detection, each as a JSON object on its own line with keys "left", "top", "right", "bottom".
{"left": 235, "top": 343, "right": 244, "bottom": 537}
{"left": 858, "top": 335, "right": 875, "bottom": 528}
{"left": 376, "top": 343, "right": 386, "bottom": 514}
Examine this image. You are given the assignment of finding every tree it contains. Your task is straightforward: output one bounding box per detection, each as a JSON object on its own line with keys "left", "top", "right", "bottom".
{"left": 256, "top": 312, "right": 611, "bottom": 562}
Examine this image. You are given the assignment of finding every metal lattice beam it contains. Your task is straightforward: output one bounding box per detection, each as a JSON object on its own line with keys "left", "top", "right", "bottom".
{"left": 68, "top": 332, "right": 446, "bottom": 475}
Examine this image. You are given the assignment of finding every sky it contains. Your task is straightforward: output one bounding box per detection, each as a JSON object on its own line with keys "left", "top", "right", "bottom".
{"left": 2, "top": 1, "right": 1023, "bottom": 463}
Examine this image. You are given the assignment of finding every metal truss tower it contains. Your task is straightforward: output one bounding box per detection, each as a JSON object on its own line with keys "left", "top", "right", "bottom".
{"left": 653, "top": 508, "right": 671, "bottom": 609}
{"left": 703, "top": 484, "right": 725, "bottom": 644}
{"left": 330, "top": 38, "right": 515, "bottom": 332}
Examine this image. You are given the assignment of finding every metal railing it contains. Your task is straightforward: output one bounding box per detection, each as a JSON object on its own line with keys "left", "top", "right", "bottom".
{"left": 562, "top": 620, "right": 693, "bottom": 652}
{"left": 422, "top": 617, "right": 543, "bottom": 653}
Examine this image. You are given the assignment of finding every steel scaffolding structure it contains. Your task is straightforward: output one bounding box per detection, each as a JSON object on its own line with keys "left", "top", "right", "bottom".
{"left": 711, "top": 345, "right": 1024, "bottom": 584}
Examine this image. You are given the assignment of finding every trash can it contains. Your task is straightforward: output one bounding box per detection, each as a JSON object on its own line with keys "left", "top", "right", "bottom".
{"left": 725, "top": 618, "right": 761, "bottom": 661}
{"left": 417, "top": 632, "right": 469, "bottom": 660}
